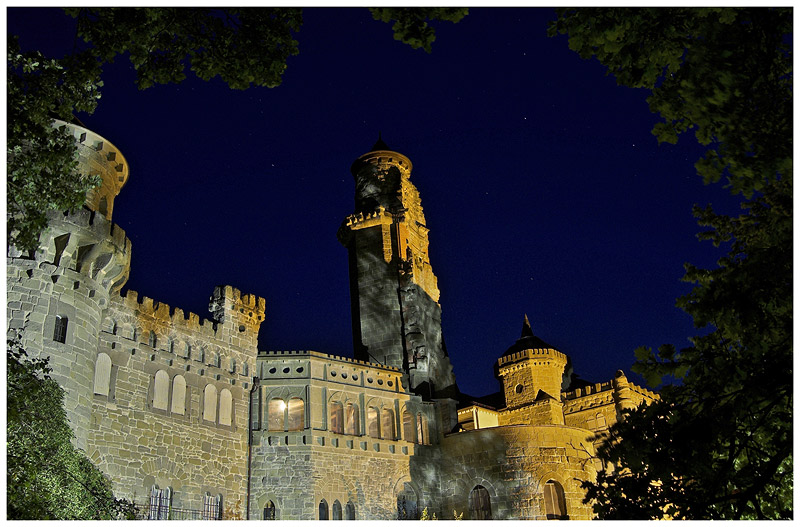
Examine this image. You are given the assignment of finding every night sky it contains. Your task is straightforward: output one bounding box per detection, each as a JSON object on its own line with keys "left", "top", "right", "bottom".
{"left": 9, "top": 7, "right": 742, "bottom": 398}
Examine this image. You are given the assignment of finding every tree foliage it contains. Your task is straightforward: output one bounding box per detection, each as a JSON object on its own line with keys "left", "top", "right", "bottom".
{"left": 7, "top": 338, "right": 137, "bottom": 519}
{"left": 549, "top": 8, "right": 792, "bottom": 197}
{"left": 369, "top": 7, "right": 469, "bottom": 53}
{"left": 7, "top": 36, "right": 103, "bottom": 253}
{"left": 586, "top": 180, "right": 792, "bottom": 519}
{"left": 7, "top": 7, "right": 468, "bottom": 252}
{"left": 549, "top": 7, "right": 792, "bottom": 519}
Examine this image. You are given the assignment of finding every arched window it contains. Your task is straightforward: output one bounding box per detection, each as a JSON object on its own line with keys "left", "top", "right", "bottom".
{"left": 184, "top": 343, "right": 191, "bottom": 360}
{"left": 213, "top": 353, "right": 221, "bottom": 368}
{"left": 242, "top": 362, "right": 249, "bottom": 377}
{"left": 332, "top": 500, "right": 343, "bottom": 520}
{"left": 167, "top": 338, "right": 175, "bottom": 354}
{"left": 397, "top": 483, "right": 418, "bottom": 520}
{"left": 229, "top": 357, "right": 236, "bottom": 373}
{"left": 268, "top": 398, "right": 286, "bottom": 431}
{"left": 202, "top": 493, "right": 221, "bottom": 520}
{"left": 148, "top": 330, "right": 157, "bottom": 348}
{"left": 367, "top": 407, "right": 380, "bottom": 438}
{"left": 196, "top": 346, "right": 205, "bottom": 363}
{"left": 53, "top": 315, "right": 68, "bottom": 343}
{"left": 330, "top": 402, "right": 344, "bottom": 434}
{"left": 345, "top": 403, "right": 360, "bottom": 435}
{"left": 148, "top": 485, "right": 171, "bottom": 520}
{"left": 93, "top": 353, "right": 112, "bottom": 396}
{"left": 402, "top": 410, "right": 415, "bottom": 442}
{"left": 171, "top": 375, "right": 186, "bottom": 414}
{"left": 219, "top": 388, "right": 233, "bottom": 426}
{"left": 104, "top": 317, "right": 117, "bottom": 334}
{"left": 544, "top": 480, "right": 567, "bottom": 520}
{"left": 319, "top": 499, "right": 329, "bottom": 520}
{"left": 203, "top": 384, "right": 218, "bottom": 422}
{"left": 381, "top": 408, "right": 395, "bottom": 440}
{"left": 153, "top": 370, "right": 170, "bottom": 410}
{"left": 469, "top": 485, "right": 492, "bottom": 520}
{"left": 263, "top": 500, "right": 276, "bottom": 520}
{"left": 346, "top": 501, "right": 356, "bottom": 520}
{"left": 288, "top": 398, "right": 304, "bottom": 431}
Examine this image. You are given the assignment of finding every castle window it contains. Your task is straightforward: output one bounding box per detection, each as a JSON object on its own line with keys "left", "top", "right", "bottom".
{"left": 93, "top": 353, "right": 112, "bottom": 396}
{"left": 346, "top": 500, "right": 356, "bottom": 520}
{"left": 103, "top": 317, "right": 117, "bottom": 334}
{"left": 171, "top": 375, "right": 186, "bottom": 415}
{"left": 402, "top": 410, "right": 415, "bottom": 443}
{"left": 287, "top": 398, "right": 304, "bottom": 431}
{"left": 263, "top": 501, "right": 276, "bottom": 520}
{"left": 381, "top": 408, "right": 395, "bottom": 440}
{"left": 203, "top": 384, "right": 218, "bottom": 422}
{"left": 319, "top": 499, "right": 329, "bottom": 520}
{"left": 242, "top": 362, "right": 249, "bottom": 377}
{"left": 153, "top": 370, "right": 170, "bottom": 410}
{"left": 219, "top": 388, "right": 233, "bottom": 426}
{"left": 469, "top": 485, "right": 492, "bottom": 520}
{"left": 148, "top": 485, "right": 171, "bottom": 520}
{"left": 148, "top": 330, "right": 157, "bottom": 348}
{"left": 367, "top": 407, "right": 380, "bottom": 438}
{"left": 544, "top": 480, "right": 567, "bottom": 519}
{"left": 345, "top": 403, "right": 360, "bottom": 435}
{"left": 53, "top": 315, "right": 68, "bottom": 343}
{"left": 268, "top": 398, "right": 286, "bottom": 431}
{"left": 202, "top": 492, "right": 221, "bottom": 520}
{"left": 596, "top": 412, "right": 607, "bottom": 430}
{"left": 229, "top": 358, "right": 236, "bottom": 373}
{"left": 168, "top": 338, "right": 174, "bottom": 353}
{"left": 184, "top": 343, "right": 191, "bottom": 360}
{"left": 196, "top": 346, "right": 205, "bottom": 362}
{"left": 213, "top": 353, "right": 221, "bottom": 368}
{"left": 332, "top": 500, "right": 343, "bottom": 520}
{"left": 397, "top": 483, "right": 418, "bottom": 520}
{"left": 330, "top": 402, "right": 344, "bottom": 434}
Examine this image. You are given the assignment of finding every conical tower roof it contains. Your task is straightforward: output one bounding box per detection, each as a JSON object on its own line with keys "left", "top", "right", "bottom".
{"left": 502, "top": 315, "right": 555, "bottom": 357}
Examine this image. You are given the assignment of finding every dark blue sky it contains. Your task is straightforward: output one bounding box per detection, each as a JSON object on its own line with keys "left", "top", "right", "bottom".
{"left": 9, "top": 7, "right": 741, "bottom": 397}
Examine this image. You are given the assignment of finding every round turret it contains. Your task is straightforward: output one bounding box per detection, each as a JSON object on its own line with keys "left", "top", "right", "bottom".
{"left": 350, "top": 137, "right": 413, "bottom": 214}
{"left": 7, "top": 121, "right": 132, "bottom": 451}
{"left": 497, "top": 316, "right": 569, "bottom": 407}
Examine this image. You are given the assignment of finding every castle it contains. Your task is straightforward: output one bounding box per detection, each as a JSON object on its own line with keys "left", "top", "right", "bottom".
{"left": 7, "top": 121, "right": 657, "bottom": 520}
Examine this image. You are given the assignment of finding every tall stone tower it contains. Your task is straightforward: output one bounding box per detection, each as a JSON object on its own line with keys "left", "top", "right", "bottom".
{"left": 7, "top": 120, "right": 131, "bottom": 450}
{"left": 338, "top": 138, "right": 457, "bottom": 401}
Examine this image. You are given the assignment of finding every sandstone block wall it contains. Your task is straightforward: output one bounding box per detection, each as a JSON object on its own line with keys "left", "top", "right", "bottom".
{"left": 439, "top": 425, "right": 596, "bottom": 520}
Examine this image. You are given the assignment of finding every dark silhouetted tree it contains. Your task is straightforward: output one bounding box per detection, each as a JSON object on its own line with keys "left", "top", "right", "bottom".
{"left": 550, "top": 8, "right": 792, "bottom": 519}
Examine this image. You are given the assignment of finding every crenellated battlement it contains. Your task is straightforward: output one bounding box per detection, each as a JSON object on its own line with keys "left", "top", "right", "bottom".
{"left": 259, "top": 349, "right": 402, "bottom": 372}
{"left": 118, "top": 289, "right": 218, "bottom": 338}
{"left": 341, "top": 206, "right": 392, "bottom": 229}
{"left": 497, "top": 347, "right": 568, "bottom": 368}
{"left": 563, "top": 380, "right": 614, "bottom": 400}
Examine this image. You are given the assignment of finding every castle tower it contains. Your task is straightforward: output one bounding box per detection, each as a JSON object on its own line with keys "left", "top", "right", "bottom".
{"left": 497, "top": 316, "right": 570, "bottom": 409}
{"left": 7, "top": 120, "right": 132, "bottom": 450}
{"left": 337, "top": 138, "right": 457, "bottom": 400}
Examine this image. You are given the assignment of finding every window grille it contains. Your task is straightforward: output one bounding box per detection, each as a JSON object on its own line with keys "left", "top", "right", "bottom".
{"left": 148, "top": 486, "right": 171, "bottom": 520}
{"left": 53, "top": 315, "right": 68, "bottom": 343}
{"left": 202, "top": 493, "right": 221, "bottom": 520}
{"left": 263, "top": 501, "right": 276, "bottom": 520}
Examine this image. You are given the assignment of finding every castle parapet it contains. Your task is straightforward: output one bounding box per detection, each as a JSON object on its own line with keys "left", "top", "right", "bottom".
{"left": 498, "top": 347, "right": 568, "bottom": 368}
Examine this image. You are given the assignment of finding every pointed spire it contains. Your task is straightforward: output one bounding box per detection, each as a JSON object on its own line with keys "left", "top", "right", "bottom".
{"left": 521, "top": 314, "right": 534, "bottom": 338}
{"left": 370, "top": 132, "right": 390, "bottom": 152}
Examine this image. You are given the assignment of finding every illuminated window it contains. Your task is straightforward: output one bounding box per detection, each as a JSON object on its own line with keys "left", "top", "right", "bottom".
{"left": 268, "top": 398, "right": 286, "bottom": 431}
{"left": 330, "top": 402, "right": 344, "bottom": 434}
{"left": 381, "top": 408, "right": 395, "bottom": 440}
{"left": 171, "top": 375, "right": 186, "bottom": 415}
{"left": 203, "top": 384, "right": 218, "bottom": 422}
{"left": 93, "top": 353, "right": 112, "bottom": 396}
{"left": 402, "top": 410, "right": 415, "bottom": 442}
{"left": 153, "top": 370, "right": 169, "bottom": 410}
{"left": 416, "top": 413, "right": 430, "bottom": 445}
{"left": 319, "top": 500, "right": 329, "bottom": 520}
{"left": 345, "top": 403, "right": 360, "bottom": 435}
{"left": 288, "top": 398, "right": 304, "bottom": 431}
{"left": 332, "top": 500, "right": 342, "bottom": 520}
{"left": 367, "top": 407, "right": 380, "bottom": 438}
{"left": 469, "top": 485, "right": 492, "bottom": 520}
{"left": 263, "top": 500, "right": 276, "bottom": 520}
{"left": 53, "top": 315, "right": 68, "bottom": 343}
{"left": 219, "top": 389, "right": 233, "bottom": 426}
{"left": 544, "top": 480, "right": 567, "bottom": 519}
